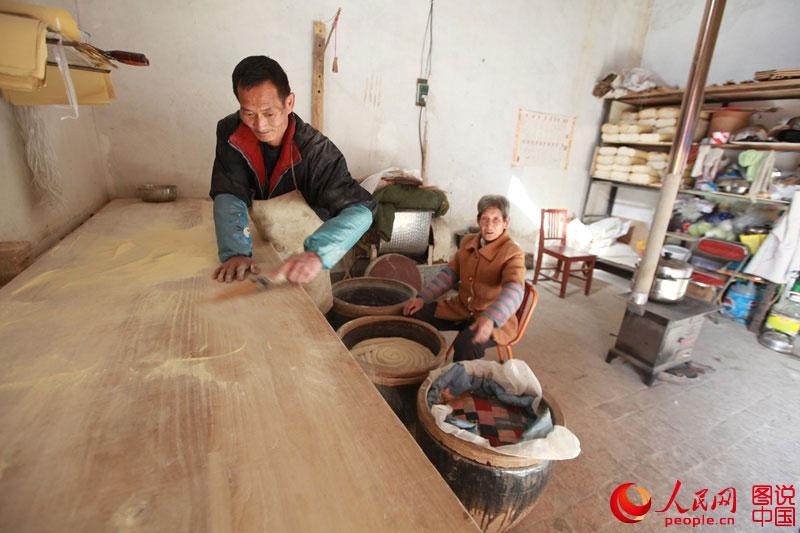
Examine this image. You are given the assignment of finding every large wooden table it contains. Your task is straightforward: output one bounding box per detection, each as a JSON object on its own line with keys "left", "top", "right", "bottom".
{"left": 0, "top": 199, "right": 477, "bottom": 532}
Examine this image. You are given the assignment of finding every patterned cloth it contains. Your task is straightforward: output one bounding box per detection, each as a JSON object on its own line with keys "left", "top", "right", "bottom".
{"left": 447, "top": 392, "right": 529, "bottom": 446}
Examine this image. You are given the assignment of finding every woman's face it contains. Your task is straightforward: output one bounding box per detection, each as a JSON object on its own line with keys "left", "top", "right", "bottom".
{"left": 478, "top": 207, "right": 509, "bottom": 242}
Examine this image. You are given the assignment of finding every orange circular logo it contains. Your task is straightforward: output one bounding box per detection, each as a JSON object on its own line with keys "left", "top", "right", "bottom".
{"left": 610, "top": 483, "right": 652, "bottom": 523}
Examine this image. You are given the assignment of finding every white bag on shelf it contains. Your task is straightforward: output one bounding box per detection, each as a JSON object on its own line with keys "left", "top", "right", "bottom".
{"left": 617, "top": 146, "right": 647, "bottom": 158}
{"left": 614, "top": 155, "right": 646, "bottom": 165}
{"left": 619, "top": 133, "right": 641, "bottom": 142}
{"left": 657, "top": 107, "right": 680, "bottom": 118}
{"left": 639, "top": 107, "right": 657, "bottom": 119}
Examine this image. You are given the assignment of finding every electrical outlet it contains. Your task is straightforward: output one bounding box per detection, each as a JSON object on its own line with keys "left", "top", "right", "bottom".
{"left": 415, "top": 78, "right": 429, "bottom": 107}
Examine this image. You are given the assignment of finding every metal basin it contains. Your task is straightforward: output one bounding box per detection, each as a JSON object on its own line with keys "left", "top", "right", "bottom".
{"left": 138, "top": 184, "right": 177, "bottom": 202}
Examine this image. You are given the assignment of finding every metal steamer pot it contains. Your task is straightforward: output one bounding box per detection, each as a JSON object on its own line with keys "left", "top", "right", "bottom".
{"left": 650, "top": 256, "right": 694, "bottom": 303}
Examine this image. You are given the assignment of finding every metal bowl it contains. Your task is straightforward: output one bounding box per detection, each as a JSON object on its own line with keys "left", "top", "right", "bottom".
{"left": 759, "top": 330, "right": 794, "bottom": 354}
{"left": 138, "top": 184, "right": 177, "bottom": 202}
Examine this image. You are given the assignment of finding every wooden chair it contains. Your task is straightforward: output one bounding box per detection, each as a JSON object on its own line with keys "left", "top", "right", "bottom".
{"left": 446, "top": 282, "right": 539, "bottom": 363}
{"left": 533, "top": 209, "right": 597, "bottom": 298}
{"left": 495, "top": 281, "right": 538, "bottom": 362}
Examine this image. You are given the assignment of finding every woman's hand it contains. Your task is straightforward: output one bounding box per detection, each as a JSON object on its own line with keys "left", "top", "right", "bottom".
{"left": 469, "top": 316, "right": 494, "bottom": 344}
{"left": 403, "top": 297, "right": 424, "bottom": 316}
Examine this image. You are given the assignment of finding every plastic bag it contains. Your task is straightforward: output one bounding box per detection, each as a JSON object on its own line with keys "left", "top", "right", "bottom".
{"left": 566, "top": 218, "right": 592, "bottom": 251}
{"left": 601, "top": 68, "right": 669, "bottom": 98}
{"left": 619, "top": 68, "right": 667, "bottom": 92}
{"left": 675, "top": 197, "right": 715, "bottom": 222}
{"left": 588, "top": 217, "right": 631, "bottom": 250}
{"left": 731, "top": 207, "right": 774, "bottom": 233}
{"left": 705, "top": 220, "right": 735, "bottom": 241}
{"left": 50, "top": 38, "right": 78, "bottom": 120}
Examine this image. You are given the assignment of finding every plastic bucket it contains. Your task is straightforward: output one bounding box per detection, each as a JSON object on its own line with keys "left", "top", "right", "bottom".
{"left": 721, "top": 282, "right": 758, "bottom": 324}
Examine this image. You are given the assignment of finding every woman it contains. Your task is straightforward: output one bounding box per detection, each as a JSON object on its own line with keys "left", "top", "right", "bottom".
{"left": 404, "top": 195, "right": 526, "bottom": 361}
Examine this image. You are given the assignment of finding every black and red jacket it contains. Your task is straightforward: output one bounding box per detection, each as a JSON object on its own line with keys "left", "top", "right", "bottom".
{"left": 209, "top": 112, "right": 374, "bottom": 220}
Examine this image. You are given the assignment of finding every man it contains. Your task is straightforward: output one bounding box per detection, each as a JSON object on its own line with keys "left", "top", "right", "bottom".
{"left": 210, "top": 55, "right": 374, "bottom": 283}
{"left": 403, "top": 195, "right": 526, "bottom": 361}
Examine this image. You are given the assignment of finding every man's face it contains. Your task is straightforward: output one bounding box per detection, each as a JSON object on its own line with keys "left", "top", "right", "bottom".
{"left": 478, "top": 207, "right": 509, "bottom": 242}
{"left": 237, "top": 81, "right": 295, "bottom": 146}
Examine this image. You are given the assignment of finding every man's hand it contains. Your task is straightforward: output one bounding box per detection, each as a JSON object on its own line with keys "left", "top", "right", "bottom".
{"left": 469, "top": 316, "right": 494, "bottom": 344}
{"left": 403, "top": 297, "right": 425, "bottom": 316}
{"left": 275, "top": 252, "right": 323, "bottom": 284}
{"left": 213, "top": 256, "right": 259, "bottom": 283}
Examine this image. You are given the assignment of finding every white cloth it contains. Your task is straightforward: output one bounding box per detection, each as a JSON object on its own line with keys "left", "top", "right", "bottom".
{"left": 566, "top": 217, "right": 631, "bottom": 252}
{"left": 744, "top": 191, "right": 800, "bottom": 283}
{"left": 749, "top": 151, "right": 776, "bottom": 201}
{"left": 690, "top": 145, "right": 724, "bottom": 181}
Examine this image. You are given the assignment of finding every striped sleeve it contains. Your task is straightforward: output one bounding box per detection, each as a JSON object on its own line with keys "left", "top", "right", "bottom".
{"left": 419, "top": 266, "right": 458, "bottom": 303}
{"left": 482, "top": 282, "right": 524, "bottom": 327}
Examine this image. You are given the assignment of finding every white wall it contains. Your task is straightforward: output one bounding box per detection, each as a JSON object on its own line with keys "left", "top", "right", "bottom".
{"left": 0, "top": 103, "right": 108, "bottom": 257}
{"left": 0, "top": 0, "right": 109, "bottom": 259}
{"left": 606, "top": 0, "right": 800, "bottom": 226}
{"left": 76, "top": 0, "right": 653, "bottom": 251}
{"left": 78, "top": 0, "right": 434, "bottom": 198}
{"left": 642, "top": 0, "right": 800, "bottom": 87}
{"left": 5, "top": 0, "right": 796, "bottom": 261}
{"left": 427, "top": 1, "right": 652, "bottom": 247}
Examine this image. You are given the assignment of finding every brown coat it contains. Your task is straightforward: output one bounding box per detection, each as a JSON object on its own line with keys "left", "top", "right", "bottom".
{"left": 435, "top": 231, "right": 526, "bottom": 345}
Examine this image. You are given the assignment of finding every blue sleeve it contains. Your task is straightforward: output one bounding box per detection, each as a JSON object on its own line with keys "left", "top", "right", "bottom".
{"left": 213, "top": 193, "right": 253, "bottom": 263}
{"left": 303, "top": 204, "right": 373, "bottom": 269}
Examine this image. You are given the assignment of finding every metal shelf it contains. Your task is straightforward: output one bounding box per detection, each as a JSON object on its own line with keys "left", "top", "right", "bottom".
{"left": 602, "top": 140, "right": 800, "bottom": 152}
{"left": 590, "top": 177, "right": 662, "bottom": 191}
{"left": 665, "top": 231, "right": 698, "bottom": 243}
{"left": 586, "top": 179, "right": 792, "bottom": 210}
{"left": 581, "top": 82, "right": 799, "bottom": 259}
{"left": 678, "top": 188, "right": 790, "bottom": 207}
{"left": 594, "top": 256, "right": 636, "bottom": 279}
{"left": 721, "top": 141, "right": 800, "bottom": 152}
{"left": 602, "top": 140, "right": 674, "bottom": 148}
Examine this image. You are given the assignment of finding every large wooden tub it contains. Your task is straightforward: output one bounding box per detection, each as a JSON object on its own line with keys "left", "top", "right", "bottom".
{"left": 416, "top": 374, "right": 563, "bottom": 532}
{"left": 337, "top": 315, "right": 446, "bottom": 427}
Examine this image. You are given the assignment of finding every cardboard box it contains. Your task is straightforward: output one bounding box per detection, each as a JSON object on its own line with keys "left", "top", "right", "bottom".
{"left": 615, "top": 217, "right": 650, "bottom": 255}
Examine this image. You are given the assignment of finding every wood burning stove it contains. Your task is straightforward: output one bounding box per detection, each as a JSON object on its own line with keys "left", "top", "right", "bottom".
{"left": 607, "top": 297, "right": 719, "bottom": 385}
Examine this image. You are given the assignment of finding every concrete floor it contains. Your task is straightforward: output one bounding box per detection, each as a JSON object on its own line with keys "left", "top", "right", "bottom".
{"left": 506, "top": 271, "right": 800, "bottom": 532}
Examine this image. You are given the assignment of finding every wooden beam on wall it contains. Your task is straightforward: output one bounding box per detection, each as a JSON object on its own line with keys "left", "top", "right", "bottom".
{"left": 312, "top": 21, "right": 325, "bottom": 131}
